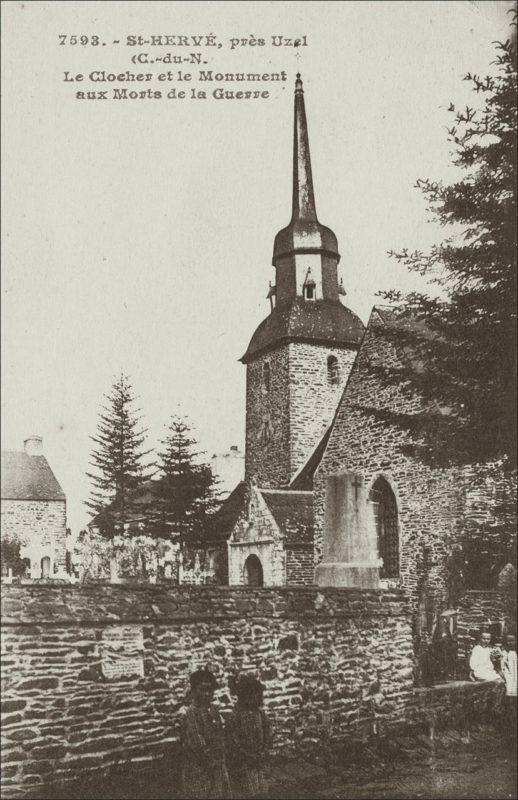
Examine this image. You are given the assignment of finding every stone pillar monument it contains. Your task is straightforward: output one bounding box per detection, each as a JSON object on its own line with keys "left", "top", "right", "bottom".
{"left": 315, "top": 472, "right": 380, "bottom": 588}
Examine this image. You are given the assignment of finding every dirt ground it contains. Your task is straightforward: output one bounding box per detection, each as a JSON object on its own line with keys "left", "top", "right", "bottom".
{"left": 40, "top": 725, "right": 517, "bottom": 800}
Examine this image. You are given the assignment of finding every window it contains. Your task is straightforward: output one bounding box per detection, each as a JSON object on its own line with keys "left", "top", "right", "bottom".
{"left": 369, "top": 477, "right": 399, "bottom": 578}
{"left": 303, "top": 269, "right": 316, "bottom": 300}
{"left": 262, "top": 361, "right": 271, "bottom": 392}
{"left": 327, "top": 355, "right": 339, "bottom": 385}
{"left": 41, "top": 556, "right": 51, "bottom": 579}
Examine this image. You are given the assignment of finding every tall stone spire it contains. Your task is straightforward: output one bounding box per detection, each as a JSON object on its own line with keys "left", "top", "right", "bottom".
{"left": 273, "top": 74, "right": 340, "bottom": 269}
{"left": 241, "top": 73, "right": 364, "bottom": 365}
{"left": 292, "top": 73, "right": 317, "bottom": 223}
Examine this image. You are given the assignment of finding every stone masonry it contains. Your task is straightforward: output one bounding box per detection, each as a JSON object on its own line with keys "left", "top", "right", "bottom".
{"left": 245, "top": 344, "right": 357, "bottom": 487}
{"left": 227, "top": 487, "right": 286, "bottom": 586}
{"left": 1, "top": 583, "right": 414, "bottom": 798}
{"left": 315, "top": 309, "right": 517, "bottom": 621}
{"left": 1, "top": 500, "right": 67, "bottom": 574}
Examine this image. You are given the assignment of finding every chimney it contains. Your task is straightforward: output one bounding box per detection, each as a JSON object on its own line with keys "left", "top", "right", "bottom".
{"left": 24, "top": 435, "right": 43, "bottom": 456}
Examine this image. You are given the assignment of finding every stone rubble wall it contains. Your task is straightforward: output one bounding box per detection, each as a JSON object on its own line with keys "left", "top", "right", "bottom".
{"left": 410, "top": 679, "right": 505, "bottom": 734}
{"left": 286, "top": 547, "right": 314, "bottom": 585}
{"left": 315, "top": 316, "right": 517, "bottom": 620}
{"left": 288, "top": 342, "right": 357, "bottom": 481}
{"left": 245, "top": 348, "right": 291, "bottom": 486}
{"left": 1, "top": 584, "right": 414, "bottom": 798}
{"left": 244, "top": 343, "right": 357, "bottom": 488}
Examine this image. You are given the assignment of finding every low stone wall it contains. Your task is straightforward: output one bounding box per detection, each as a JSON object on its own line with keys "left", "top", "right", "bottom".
{"left": 1, "top": 584, "right": 414, "bottom": 798}
{"left": 411, "top": 679, "right": 505, "bottom": 734}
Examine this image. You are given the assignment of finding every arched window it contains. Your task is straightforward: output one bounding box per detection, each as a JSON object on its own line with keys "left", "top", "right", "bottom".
{"left": 327, "top": 355, "right": 339, "bottom": 385}
{"left": 369, "top": 478, "right": 399, "bottom": 579}
{"left": 244, "top": 554, "right": 264, "bottom": 587}
{"left": 41, "top": 556, "right": 51, "bottom": 579}
{"left": 262, "top": 361, "right": 271, "bottom": 392}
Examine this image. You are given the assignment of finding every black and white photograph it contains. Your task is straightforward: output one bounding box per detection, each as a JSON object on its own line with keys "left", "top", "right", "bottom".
{"left": 1, "top": 1, "right": 516, "bottom": 798}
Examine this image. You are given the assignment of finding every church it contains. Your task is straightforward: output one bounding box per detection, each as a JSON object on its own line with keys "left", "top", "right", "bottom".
{"left": 213, "top": 74, "right": 516, "bottom": 643}
{"left": 223, "top": 73, "right": 363, "bottom": 588}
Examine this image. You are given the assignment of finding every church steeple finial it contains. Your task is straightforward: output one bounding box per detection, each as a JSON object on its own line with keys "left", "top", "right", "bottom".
{"left": 292, "top": 73, "right": 317, "bottom": 223}
{"left": 273, "top": 74, "right": 339, "bottom": 268}
{"left": 242, "top": 73, "right": 365, "bottom": 367}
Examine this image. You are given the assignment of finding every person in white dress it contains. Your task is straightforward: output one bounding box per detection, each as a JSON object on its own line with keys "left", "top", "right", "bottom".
{"left": 502, "top": 634, "right": 517, "bottom": 730}
{"left": 469, "top": 631, "right": 504, "bottom": 682}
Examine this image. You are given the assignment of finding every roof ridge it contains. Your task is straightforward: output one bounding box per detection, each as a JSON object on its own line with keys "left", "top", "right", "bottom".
{"left": 259, "top": 488, "right": 313, "bottom": 495}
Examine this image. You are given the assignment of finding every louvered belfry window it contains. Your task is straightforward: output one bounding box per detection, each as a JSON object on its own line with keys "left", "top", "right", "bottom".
{"left": 369, "top": 477, "right": 399, "bottom": 578}
{"left": 327, "top": 355, "right": 339, "bottom": 385}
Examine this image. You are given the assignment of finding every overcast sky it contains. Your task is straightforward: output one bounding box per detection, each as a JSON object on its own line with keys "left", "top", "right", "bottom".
{"left": 1, "top": 0, "right": 511, "bottom": 533}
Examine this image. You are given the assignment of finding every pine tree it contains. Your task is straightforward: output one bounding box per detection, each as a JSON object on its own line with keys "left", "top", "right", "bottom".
{"left": 151, "top": 416, "right": 220, "bottom": 542}
{"left": 86, "top": 373, "right": 153, "bottom": 537}
{"left": 377, "top": 20, "right": 517, "bottom": 466}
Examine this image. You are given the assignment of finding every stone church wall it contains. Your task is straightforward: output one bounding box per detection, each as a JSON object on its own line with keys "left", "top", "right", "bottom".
{"left": 245, "top": 349, "right": 291, "bottom": 486}
{"left": 288, "top": 342, "right": 357, "bottom": 480}
{"left": 1, "top": 584, "right": 414, "bottom": 798}
{"left": 315, "top": 319, "right": 517, "bottom": 621}
{"left": 1, "top": 500, "right": 67, "bottom": 573}
{"left": 314, "top": 322, "right": 456, "bottom": 613}
{"left": 286, "top": 546, "right": 314, "bottom": 585}
{"left": 244, "top": 343, "right": 357, "bottom": 488}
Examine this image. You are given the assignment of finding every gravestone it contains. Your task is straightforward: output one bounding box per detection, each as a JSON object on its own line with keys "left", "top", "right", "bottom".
{"left": 315, "top": 472, "right": 380, "bottom": 588}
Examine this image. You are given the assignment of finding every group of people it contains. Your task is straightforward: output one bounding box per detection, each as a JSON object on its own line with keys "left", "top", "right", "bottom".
{"left": 181, "top": 669, "right": 271, "bottom": 800}
{"left": 469, "top": 631, "right": 517, "bottom": 723}
{"left": 180, "top": 634, "right": 516, "bottom": 798}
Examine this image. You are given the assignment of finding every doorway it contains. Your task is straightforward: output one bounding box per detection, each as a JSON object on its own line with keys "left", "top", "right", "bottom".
{"left": 244, "top": 554, "right": 264, "bottom": 587}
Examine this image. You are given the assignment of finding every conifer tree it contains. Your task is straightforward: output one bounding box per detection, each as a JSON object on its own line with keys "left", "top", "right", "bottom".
{"left": 151, "top": 415, "right": 220, "bottom": 542}
{"left": 376, "top": 21, "right": 517, "bottom": 466}
{"left": 86, "top": 373, "right": 153, "bottom": 537}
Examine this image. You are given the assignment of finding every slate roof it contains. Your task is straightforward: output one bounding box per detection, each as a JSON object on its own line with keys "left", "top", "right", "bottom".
{"left": 241, "top": 298, "right": 364, "bottom": 362}
{"left": 211, "top": 481, "right": 247, "bottom": 539}
{"left": 290, "top": 427, "right": 332, "bottom": 490}
{"left": 260, "top": 489, "right": 313, "bottom": 547}
{"left": 1, "top": 451, "right": 66, "bottom": 501}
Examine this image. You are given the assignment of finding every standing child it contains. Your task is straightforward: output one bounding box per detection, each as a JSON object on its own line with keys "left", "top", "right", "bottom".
{"left": 502, "top": 634, "right": 517, "bottom": 733}
{"left": 181, "top": 668, "right": 231, "bottom": 799}
{"left": 225, "top": 676, "right": 272, "bottom": 798}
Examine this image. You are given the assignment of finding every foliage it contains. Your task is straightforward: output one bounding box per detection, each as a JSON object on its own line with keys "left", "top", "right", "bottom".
{"left": 377, "top": 22, "right": 517, "bottom": 466}
{"left": 150, "top": 415, "right": 221, "bottom": 542}
{"left": 0, "top": 537, "right": 26, "bottom": 576}
{"left": 86, "top": 373, "right": 154, "bottom": 537}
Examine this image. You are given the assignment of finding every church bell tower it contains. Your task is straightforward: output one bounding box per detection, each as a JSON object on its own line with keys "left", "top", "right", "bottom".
{"left": 241, "top": 75, "right": 364, "bottom": 487}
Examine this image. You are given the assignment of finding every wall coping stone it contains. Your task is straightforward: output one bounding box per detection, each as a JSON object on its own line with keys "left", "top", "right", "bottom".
{"left": 1, "top": 584, "right": 409, "bottom": 626}
{"left": 413, "top": 680, "right": 497, "bottom": 696}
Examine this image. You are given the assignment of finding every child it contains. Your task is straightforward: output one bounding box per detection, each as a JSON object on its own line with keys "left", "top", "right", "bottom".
{"left": 502, "top": 634, "right": 517, "bottom": 732}
{"left": 225, "top": 675, "right": 272, "bottom": 798}
{"left": 181, "top": 668, "right": 231, "bottom": 799}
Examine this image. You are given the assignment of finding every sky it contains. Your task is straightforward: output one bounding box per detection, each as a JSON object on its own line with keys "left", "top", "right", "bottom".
{"left": 1, "top": 0, "right": 512, "bottom": 533}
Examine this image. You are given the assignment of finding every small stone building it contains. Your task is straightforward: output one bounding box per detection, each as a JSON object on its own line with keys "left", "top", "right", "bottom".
{"left": 227, "top": 484, "right": 313, "bottom": 586}
{"left": 1, "top": 436, "right": 67, "bottom": 578}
